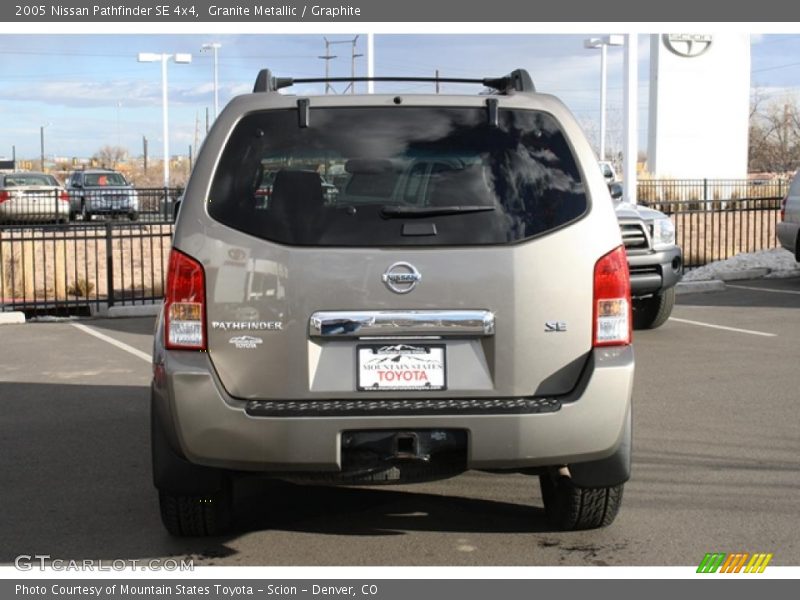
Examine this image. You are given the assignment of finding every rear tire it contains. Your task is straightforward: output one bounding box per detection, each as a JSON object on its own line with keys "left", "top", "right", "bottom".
{"left": 539, "top": 470, "right": 624, "bottom": 530}
{"left": 152, "top": 395, "right": 234, "bottom": 536}
{"left": 158, "top": 487, "right": 233, "bottom": 537}
{"left": 633, "top": 287, "right": 675, "bottom": 330}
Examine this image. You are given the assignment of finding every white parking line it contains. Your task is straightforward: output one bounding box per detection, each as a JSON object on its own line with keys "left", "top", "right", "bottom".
{"left": 727, "top": 284, "right": 800, "bottom": 296}
{"left": 71, "top": 323, "right": 151, "bottom": 363}
{"left": 668, "top": 317, "right": 777, "bottom": 338}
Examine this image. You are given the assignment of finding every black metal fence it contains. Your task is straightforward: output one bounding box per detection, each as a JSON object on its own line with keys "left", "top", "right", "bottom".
{"left": 637, "top": 178, "right": 787, "bottom": 269}
{"left": 1, "top": 187, "right": 177, "bottom": 315}
{"left": 0, "top": 221, "right": 174, "bottom": 315}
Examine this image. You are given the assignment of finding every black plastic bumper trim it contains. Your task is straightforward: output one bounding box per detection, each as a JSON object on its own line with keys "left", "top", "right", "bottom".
{"left": 245, "top": 396, "right": 562, "bottom": 417}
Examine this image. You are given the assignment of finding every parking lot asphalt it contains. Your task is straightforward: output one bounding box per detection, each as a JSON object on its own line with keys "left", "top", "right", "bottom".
{"left": 1, "top": 278, "right": 799, "bottom": 567}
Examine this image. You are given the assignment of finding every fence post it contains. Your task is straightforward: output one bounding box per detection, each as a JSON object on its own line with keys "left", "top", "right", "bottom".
{"left": 105, "top": 222, "right": 115, "bottom": 308}
{"left": 0, "top": 231, "right": 5, "bottom": 300}
{"left": 703, "top": 178, "right": 708, "bottom": 202}
{"left": 163, "top": 186, "right": 170, "bottom": 221}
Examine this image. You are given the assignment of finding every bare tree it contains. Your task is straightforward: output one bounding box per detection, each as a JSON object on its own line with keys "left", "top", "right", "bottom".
{"left": 92, "top": 145, "right": 128, "bottom": 169}
{"left": 749, "top": 91, "right": 800, "bottom": 174}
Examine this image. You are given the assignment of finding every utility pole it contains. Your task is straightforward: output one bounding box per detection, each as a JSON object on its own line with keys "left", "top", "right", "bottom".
{"left": 347, "top": 35, "right": 363, "bottom": 94}
{"left": 367, "top": 34, "right": 374, "bottom": 94}
{"left": 143, "top": 136, "right": 148, "bottom": 174}
{"left": 205, "top": 107, "right": 210, "bottom": 134}
{"left": 320, "top": 36, "right": 363, "bottom": 94}
{"left": 435, "top": 69, "right": 440, "bottom": 94}
{"left": 319, "top": 37, "right": 337, "bottom": 94}
{"left": 194, "top": 111, "right": 200, "bottom": 162}
{"left": 40, "top": 126, "right": 45, "bottom": 171}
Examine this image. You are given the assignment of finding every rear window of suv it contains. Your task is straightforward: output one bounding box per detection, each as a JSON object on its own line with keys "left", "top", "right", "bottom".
{"left": 84, "top": 172, "right": 129, "bottom": 187}
{"left": 207, "top": 107, "right": 587, "bottom": 246}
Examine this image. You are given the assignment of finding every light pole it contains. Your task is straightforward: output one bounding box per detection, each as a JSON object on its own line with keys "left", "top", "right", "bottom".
{"left": 584, "top": 35, "right": 624, "bottom": 162}
{"left": 40, "top": 122, "right": 51, "bottom": 172}
{"left": 200, "top": 42, "right": 222, "bottom": 119}
{"left": 367, "top": 33, "right": 374, "bottom": 94}
{"left": 116, "top": 101, "right": 122, "bottom": 150}
{"left": 137, "top": 52, "right": 192, "bottom": 188}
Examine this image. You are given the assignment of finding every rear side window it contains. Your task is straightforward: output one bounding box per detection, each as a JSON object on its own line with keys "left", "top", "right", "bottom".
{"left": 3, "top": 174, "right": 53, "bottom": 187}
{"left": 207, "top": 107, "right": 587, "bottom": 246}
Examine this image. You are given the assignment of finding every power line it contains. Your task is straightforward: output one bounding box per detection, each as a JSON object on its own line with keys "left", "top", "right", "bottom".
{"left": 752, "top": 61, "right": 800, "bottom": 74}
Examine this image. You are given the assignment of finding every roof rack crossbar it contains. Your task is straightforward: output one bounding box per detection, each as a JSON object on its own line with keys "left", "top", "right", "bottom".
{"left": 253, "top": 69, "right": 535, "bottom": 94}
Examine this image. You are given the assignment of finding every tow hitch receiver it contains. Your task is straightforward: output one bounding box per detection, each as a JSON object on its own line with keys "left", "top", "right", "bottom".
{"left": 341, "top": 430, "right": 467, "bottom": 471}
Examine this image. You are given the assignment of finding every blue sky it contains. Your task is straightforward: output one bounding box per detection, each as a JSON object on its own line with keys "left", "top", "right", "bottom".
{"left": 1, "top": 33, "right": 799, "bottom": 161}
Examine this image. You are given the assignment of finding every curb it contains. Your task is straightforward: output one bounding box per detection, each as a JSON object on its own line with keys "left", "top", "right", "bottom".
{"left": 675, "top": 280, "right": 726, "bottom": 295}
{"left": 90, "top": 304, "right": 162, "bottom": 318}
{"left": 717, "top": 268, "right": 771, "bottom": 282}
{"left": 107, "top": 304, "right": 162, "bottom": 318}
{"left": 0, "top": 311, "right": 26, "bottom": 325}
{"left": 766, "top": 268, "right": 800, "bottom": 279}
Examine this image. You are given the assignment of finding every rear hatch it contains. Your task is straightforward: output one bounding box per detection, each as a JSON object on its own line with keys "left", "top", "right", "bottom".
{"left": 190, "top": 103, "right": 613, "bottom": 401}
{"left": 82, "top": 172, "right": 135, "bottom": 210}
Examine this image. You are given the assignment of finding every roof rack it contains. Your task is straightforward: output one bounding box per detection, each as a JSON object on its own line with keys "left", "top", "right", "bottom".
{"left": 253, "top": 68, "right": 535, "bottom": 95}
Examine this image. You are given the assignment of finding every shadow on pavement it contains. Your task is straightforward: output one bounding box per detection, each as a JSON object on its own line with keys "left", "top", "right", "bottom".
{"left": 81, "top": 315, "right": 158, "bottom": 337}
{"left": 232, "top": 478, "right": 549, "bottom": 537}
{"left": 0, "top": 381, "right": 552, "bottom": 565}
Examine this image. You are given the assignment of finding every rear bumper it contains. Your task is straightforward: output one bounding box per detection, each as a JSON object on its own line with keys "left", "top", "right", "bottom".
{"left": 0, "top": 201, "right": 70, "bottom": 221}
{"left": 627, "top": 246, "right": 683, "bottom": 296}
{"left": 153, "top": 345, "right": 634, "bottom": 473}
{"left": 87, "top": 203, "right": 137, "bottom": 214}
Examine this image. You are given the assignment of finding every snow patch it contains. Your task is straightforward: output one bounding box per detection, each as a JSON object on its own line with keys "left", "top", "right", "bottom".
{"left": 683, "top": 248, "right": 799, "bottom": 281}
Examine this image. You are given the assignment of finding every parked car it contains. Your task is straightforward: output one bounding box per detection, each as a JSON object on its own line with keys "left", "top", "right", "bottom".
{"left": 609, "top": 182, "right": 683, "bottom": 329}
{"left": 0, "top": 171, "right": 70, "bottom": 224}
{"left": 66, "top": 168, "right": 138, "bottom": 221}
{"left": 154, "top": 68, "right": 634, "bottom": 536}
{"left": 777, "top": 172, "right": 800, "bottom": 261}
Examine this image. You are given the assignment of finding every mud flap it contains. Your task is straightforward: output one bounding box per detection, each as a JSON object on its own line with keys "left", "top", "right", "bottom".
{"left": 568, "top": 406, "right": 631, "bottom": 488}
{"left": 151, "top": 391, "right": 227, "bottom": 495}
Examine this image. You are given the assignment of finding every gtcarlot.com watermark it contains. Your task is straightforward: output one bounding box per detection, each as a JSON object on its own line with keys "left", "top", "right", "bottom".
{"left": 14, "top": 555, "right": 193, "bottom": 572}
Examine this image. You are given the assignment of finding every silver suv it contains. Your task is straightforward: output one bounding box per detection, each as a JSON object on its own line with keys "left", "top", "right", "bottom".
{"left": 152, "top": 69, "right": 634, "bottom": 536}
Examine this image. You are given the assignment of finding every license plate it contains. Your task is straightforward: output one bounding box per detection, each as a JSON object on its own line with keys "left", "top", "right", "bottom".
{"left": 357, "top": 344, "right": 446, "bottom": 391}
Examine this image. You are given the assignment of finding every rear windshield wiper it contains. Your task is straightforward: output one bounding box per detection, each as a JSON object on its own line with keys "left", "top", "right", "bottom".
{"left": 380, "top": 205, "right": 496, "bottom": 218}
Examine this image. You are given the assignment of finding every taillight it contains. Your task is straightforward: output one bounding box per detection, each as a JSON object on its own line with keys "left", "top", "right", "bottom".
{"left": 780, "top": 195, "right": 787, "bottom": 221}
{"left": 59, "top": 191, "right": 69, "bottom": 203}
{"left": 593, "top": 245, "right": 632, "bottom": 347}
{"left": 0, "top": 191, "right": 10, "bottom": 204}
{"left": 164, "top": 249, "right": 206, "bottom": 350}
